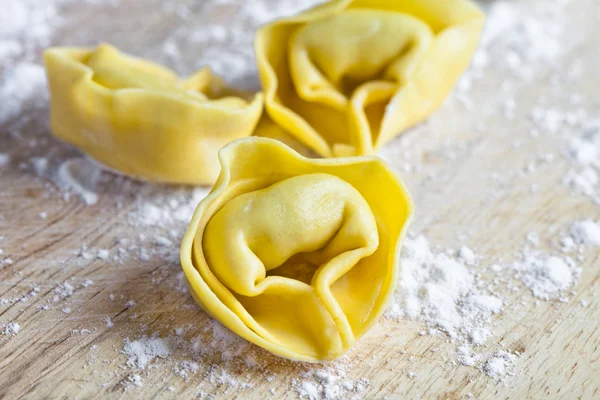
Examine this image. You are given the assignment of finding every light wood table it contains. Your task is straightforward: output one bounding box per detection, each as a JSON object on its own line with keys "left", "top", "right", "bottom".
{"left": 1, "top": 0, "right": 599, "bottom": 398}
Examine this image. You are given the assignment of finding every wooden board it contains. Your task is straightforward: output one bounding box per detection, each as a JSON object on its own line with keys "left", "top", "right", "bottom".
{"left": 1, "top": 0, "right": 599, "bottom": 398}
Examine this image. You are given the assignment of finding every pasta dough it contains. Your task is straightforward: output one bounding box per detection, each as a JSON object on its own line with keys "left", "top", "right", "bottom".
{"left": 255, "top": 0, "right": 485, "bottom": 157}
{"left": 44, "top": 44, "right": 263, "bottom": 185}
{"left": 180, "top": 137, "right": 414, "bottom": 361}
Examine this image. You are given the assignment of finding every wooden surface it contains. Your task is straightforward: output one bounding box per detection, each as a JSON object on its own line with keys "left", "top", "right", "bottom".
{"left": 1, "top": 0, "right": 600, "bottom": 399}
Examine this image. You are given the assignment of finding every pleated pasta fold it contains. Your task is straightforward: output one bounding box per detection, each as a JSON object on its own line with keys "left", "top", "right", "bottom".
{"left": 180, "top": 137, "right": 413, "bottom": 361}
{"left": 44, "top": 44, "right": 263, "bottom": 185}
{"left": 255, "top": 0, "right": 484, "bottom": 157}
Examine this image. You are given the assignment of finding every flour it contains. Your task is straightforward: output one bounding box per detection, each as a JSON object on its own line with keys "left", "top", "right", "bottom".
{"left": 2, "top": 322, "right": 21, "bottom": 335}
{"left": 295, "top": 381, "right": 319, "bottom": 400}
{"left": 483, "top": 351, "right": 517, "bottom": 378}
{"left": 563, "top": 168, "right": 598, "bottom": 197}
{"left": 159, "top": 0, "right": 322, "bottom": 85}
{"left": 123, "top": 336, "right": 172, "bottom": 369}
{"left": 130, "top": 188, "right": 209, "bottom": 227}
{"left": 0, "top": 154, "right": 10, "bottom": 168}
{"left": 387, "top": 230, "right": 589, "bottom": 376}
{"left": 125, "top": 187, "right": 209, "bottom": 267}
{"left": 80, "top": 247, "right": 110, "bottom": 261}
{"left": 0, "top": 1, "right": 61, "bottom": 51}
{"left": 0, "top": 62, "right": 47, "bottom": 126}
{"left": 0, "top": 285, "right": 40, "bottom": 306}
{"left": 456, "top": 345, "right": 479, "bottom": 367}
{"left": 173, "top": 360, "right": 200, "bottom": 378}
{"left": 56, "top": 158, "right": 101, "bottom": 205}
{"left": 387, "top": 235, "right": 501, "bottom": 343}
{"left": 293, "top": 369, "right": 368, "bottom": 400}
{"left": 526, "top": 232, "right": 541, "bottom": 247}
{"left": 53, "top": 281, "right": 74, "bottom": 302}
{"left": 515, "top": 256, "right": 575, "bottom": 300}
{"left": 96, "top": 249, "right": 110, "bottom": 260}
{"left": 0, "top": 0, "right": 120, "bottom": 207}
{"left": 561, "top": 121, "right": 600, "bottom": 200}
{"left": 116, "top": 319, "right": 367, "bottom": 398}
{"left": 127, "top": 374, "right": 143, "bottom": 388}
{"left": 240, "top": 0, "right": 321, "bottom": 24}
{"left": 456, "top": 0, "right": 565, "bottom": 100}
{"left": 458, "top": 246, "right": 477, "bottom": 266}
{"left": 570, "top": 220, "right": 600, "bottom": 246}
{"left": 208, "top": 366, "right": 244, "bottom": 388}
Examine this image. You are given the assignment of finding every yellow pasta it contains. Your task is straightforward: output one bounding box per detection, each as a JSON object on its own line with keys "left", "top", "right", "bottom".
{"left": 180, "top": 137, "right": 413, "bottom": 361}
{"left": 255, "top": 0, "right": 484, "bottom": 157}
{"left": 44, "top": 44, "right": 263, "bottom": 185}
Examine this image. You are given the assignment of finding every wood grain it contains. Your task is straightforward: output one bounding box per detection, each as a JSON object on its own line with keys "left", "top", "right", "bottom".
{"left": 1, "top": 0, "right": 599, "bottom": 399}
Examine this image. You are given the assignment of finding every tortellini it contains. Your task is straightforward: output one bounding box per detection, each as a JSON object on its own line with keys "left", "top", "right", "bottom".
{"left": 180, "top": 137, "right": 413, "bottom": 361}
{"left": 44, "top": 44, "right": 263, "bottom": 185}
{"left": 255, "top": 0, "right": 484, "bottom": 157}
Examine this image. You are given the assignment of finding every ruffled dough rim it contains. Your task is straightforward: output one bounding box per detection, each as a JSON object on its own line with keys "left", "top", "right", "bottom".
{"left": 44, "top": 46, "right": 263, "bottom": 185}
{"left": 180, "top": 137, "right": 414, "bottom": 361}
{"left": 255, "top": 0, "right": 484, "bottom": 157}
{"left": 44, "top": 46, "right": 263, "bottom": 112}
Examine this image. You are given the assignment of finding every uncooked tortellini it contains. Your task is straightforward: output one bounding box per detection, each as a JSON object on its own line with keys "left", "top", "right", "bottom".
{"left": 44, "top": 44, "right": 263, "bottom": 185}
{"left": 180, "top": 137, "right": 413, "bottom": 361}
{"left": 255, "top": 0, "right": 484, "bottom": 157}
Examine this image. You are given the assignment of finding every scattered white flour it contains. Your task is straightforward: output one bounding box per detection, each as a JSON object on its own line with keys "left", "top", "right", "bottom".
{"left": 458, "top": 246, "right": 477, "bottom": 266}
{"left": 0, "top": 154, "right": 9, "bottom": 168}
{"left": 529, "top": 106, "right": 567, "bottom": 135}
{"left": 570, "top": 220, "right": 600, "bottom": 246}
{"left": 53, "top": 281, "right": 74, "bottom": 302}
{"left": 56, "top": 158, "right": 101, "bottom": 205}
{"left": 484, "top": 1, "right": 563, "bottom": 72}
{"left": 0, "top": 62, "right": 47, "bottom": 125}
{"left": 515, "top": 256, "right": 574, "bottom": 300}
{"left": 388, "top": 235, "right": 501, "bottom": 342}
{"left": 81, "top": 279, "right": 94, "bottom": 288}
{"left": 526, "top": 232, "right": 541, "bottom": 247}
{"left": 0, "top": 285, "right": 40, "bottom": 306}
{"left": 96, "top": 249, "right": 110, "bottom": 260}
{"left": 208, "top": 366, "right": 245, "bottom": 388}
{"left": 173, "top": 360, "right": 200, "bottom": 378}
{"left": 563, "top": 168, "right": 598, "bottom": 197}
{"left": 456, "top": 345, "right": 479, "bottom": 367}
{"left": 2, "top": 322, "right": 21, "bottom": 335}
{"left": 80, "top": 247, "right": 111, "bottom": 261}
{"left": 484, "top": 351, "right": 517, "bottom": 378}
{"left": 0, "top": 1, "right": 61, "bottom": 50}
{"left": 158, "top": 0, "right": 322, "bottom": 85}
{"left": 562, "top": 121, "right": 600, "bottom": 200}
{"left": 387, "top": 227, "right": 594, "bottom": 375}
{"left": 295, "top": 381, "right": 319, "bottom": 400}
{"left": 456, "top": 0, "right": 565, "bottom": 103}
{"left": 123, "top": 336, "right": 171, "bottom": 369}
{"left": 30, "top": 157, "right": 49, "bottom": 176}
{"left": 292, "top": 370, "right": 368, "bottom": 400}
{"left": 127, "top": 374, "right": 143, "bottom": 388}
{"left": 130, "top": 187, "right": 209, "bottom": 227}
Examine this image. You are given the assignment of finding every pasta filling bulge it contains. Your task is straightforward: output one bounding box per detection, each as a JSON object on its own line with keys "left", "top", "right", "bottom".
{"left": 200, "top": 173, "right": 379, "bottom": 355}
